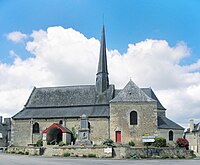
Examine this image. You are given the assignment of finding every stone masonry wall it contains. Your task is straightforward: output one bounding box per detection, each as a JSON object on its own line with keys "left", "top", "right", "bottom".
{"left": 110, "top": 102, "right": 157, "bottom": 145}
{"left": 157, "top": 129, "right": 184, "bottom": 145}
{"left": 12, "top": 117, "right": 109, "bottom": 146}
{"left": 7, "top": 146, "right": 191, "bottom": 159}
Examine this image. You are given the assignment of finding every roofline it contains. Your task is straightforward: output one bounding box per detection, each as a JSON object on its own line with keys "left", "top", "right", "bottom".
{"left": 110, "top": 100, "right": 157, "bottom": 103}
{"left": 25, "top": 104, "right": 109, "bottom": 109}
{"left": 12, "top": 116, "right": 110, "bottom": 120}
{"left": 24, "top": 87, "right": 36, "bottom": 107}
{"left": 158, "top": 127, "right": 184, "bottom": 130}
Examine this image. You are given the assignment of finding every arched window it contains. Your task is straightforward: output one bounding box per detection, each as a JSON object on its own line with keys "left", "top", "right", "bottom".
{"left": 33, "top": 122, "right": 39, "bottom": 133}
{"left": 169, "top": 130, "right": 173, "bottom": 141}
{"left": 59, "top": 120, "right": 63, "bottom": 125}
{"left": 130, "top": 111, "right": 137, "bottom": 125}
{"left": 88, "top": 122, "right": 91, "bottom": 132}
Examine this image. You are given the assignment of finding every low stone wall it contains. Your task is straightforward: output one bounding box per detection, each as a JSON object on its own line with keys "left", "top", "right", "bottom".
{"left": 113, "top": 146, "right": 192, "bottom": 159}
{"left": 7, "top": 146, "right": 42, "bottom": 155}
{"left": 7, "top": 146, "right": 192, "bottom": 159}
{"left": 7, "top": 146, "right": 112, "bottom": 158}
{"left": 49, "top": 146, "right": 112, "bottom": 158}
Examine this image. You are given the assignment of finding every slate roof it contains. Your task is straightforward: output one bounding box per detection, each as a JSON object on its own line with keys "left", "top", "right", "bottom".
{"left": 13, "top": 85, "right": 114, "bottom": 119}
{"left": 142, "top": 88, "right": 166, "bottom": 110}
{"left": 25, "top": 85, "right": 114, "bottom": 108}
{"left": 158, "top": 115, "right": 184, "bottom": 130}
{"left": 13, "top": 105, "right": 110, "bottom": 119}
{"left": 110, "top": 80, "right": 155, "bottom": 103}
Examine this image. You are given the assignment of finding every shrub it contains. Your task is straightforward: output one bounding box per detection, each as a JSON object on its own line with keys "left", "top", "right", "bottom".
{"left": 88, "top": 153, "right": 96, "bottom": 157}
{"left": 176, "top": 138, "right": 189, "bottom": 149}
{"left": 128, "top": 140, "right": 135, "bottom": 146}
{"left": 103, "top": 139, "right": 114, "bottom": 146}
{"left": 58, "top": 141, "right": 66, "bottom": 146}
{"left": 152, "top": 137, "right": 166, "bottom": 147}
{"left": 36, "top": 139, "right": 43, "bottom": 147}
{"left": 63, "top": 152, "right": 70, "bottom": 157}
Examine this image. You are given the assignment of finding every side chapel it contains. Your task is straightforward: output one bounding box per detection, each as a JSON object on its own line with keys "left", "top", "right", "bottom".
{"left": 11, "top": 25, "right": 184, "bottom": 146}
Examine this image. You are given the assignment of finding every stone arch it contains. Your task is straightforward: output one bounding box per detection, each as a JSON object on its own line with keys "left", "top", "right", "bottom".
{"left": 130, "top": 111, "right": 138, "bottom": 125}
{"left": 47, "top": 127, "right": 62, "bottom": 145}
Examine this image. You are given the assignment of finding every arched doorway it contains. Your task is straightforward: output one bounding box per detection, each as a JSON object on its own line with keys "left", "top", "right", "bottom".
{"left": 42, "top": 123, "right": 72, "bottom": 145}
{"left": 46, "top": 127, "right": 63, "bottom": 145}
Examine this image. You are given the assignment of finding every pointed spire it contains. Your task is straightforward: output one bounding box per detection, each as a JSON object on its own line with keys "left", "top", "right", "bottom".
{"left": 96, "top": 25, "right": 109, "bottom": 93}
{"left": 97, "top": 25, "right": 108, "bottom": 74}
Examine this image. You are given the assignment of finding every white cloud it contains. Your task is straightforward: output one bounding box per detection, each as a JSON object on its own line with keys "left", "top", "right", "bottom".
{"left": 1, "top": 26, "right": 200, "bottom": 128}
{"left": 7, "top": 31, "right": 28, "bottom": 43}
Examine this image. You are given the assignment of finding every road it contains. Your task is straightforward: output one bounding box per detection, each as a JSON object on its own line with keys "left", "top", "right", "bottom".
{"left": 0, "top": 153, "right": 200, "bottom": 165}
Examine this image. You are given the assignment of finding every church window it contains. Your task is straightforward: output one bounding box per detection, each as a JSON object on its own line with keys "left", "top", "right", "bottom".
{"left": 88, "top": 122, "right": 91, "bottom": 132}
{"left": 169, "top": 130, "right": 173, "bottom": 141}
{"left": 130, "top": 111, "right": 138, "bottom": 125}
{"left": 33, "top": 122, "right": 39, "bottom": 133}
{"left": 59, "top": 120, "right": 63, "bottom": 125}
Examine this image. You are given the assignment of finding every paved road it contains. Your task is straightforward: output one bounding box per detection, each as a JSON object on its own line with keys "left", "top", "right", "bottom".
{"left": 0, "top": 153, "right": 200, "bottom": 165}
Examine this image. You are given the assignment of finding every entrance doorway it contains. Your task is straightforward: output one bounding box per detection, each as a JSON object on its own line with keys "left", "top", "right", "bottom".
{"left": 47, "top": 127, "right": 62, "bottom": 145}
{"left": 115, "top": 131, "right": 121, "bottom": 143}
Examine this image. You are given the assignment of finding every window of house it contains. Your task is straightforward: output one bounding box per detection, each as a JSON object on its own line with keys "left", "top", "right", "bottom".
{"left": 130, "top": 111, "right": 138, "bottom": 125}
{"left": 169, "top": 130, "right": 174, "bottom": 141}
{"left": 33, "top": 122, "right": 40, "bottom": 133}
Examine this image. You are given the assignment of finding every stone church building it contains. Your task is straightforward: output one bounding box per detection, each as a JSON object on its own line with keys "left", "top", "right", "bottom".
{"left": 12, "top": 26, "right": 184, "bottom": 147}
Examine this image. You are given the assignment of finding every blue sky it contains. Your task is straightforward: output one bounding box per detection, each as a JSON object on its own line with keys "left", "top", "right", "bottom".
{"left": 1, "top": 0, "right": 200, "bottom": 126}
{"left": 1, "top": 0, "right": 200, "bottom": 64}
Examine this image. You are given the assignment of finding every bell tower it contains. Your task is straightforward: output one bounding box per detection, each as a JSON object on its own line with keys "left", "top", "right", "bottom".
{"left": 96, "top": 25, "right": 109, "bottom": 93}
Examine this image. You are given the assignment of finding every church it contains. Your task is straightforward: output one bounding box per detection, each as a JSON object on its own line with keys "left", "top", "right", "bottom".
{"left": 11, "top": 25, "right": 184, "bottom": 147}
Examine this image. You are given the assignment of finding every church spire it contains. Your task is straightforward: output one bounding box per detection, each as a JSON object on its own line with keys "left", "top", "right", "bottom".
{"left": 96, "top": 25, "right": 109, "bottom": 93}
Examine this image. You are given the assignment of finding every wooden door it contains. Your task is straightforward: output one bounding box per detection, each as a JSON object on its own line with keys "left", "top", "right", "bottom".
{"left": 116, "top": 131, "right": 121, "bottom": 143}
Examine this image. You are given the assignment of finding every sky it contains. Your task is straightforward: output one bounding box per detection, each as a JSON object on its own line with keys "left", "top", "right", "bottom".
{"left": 0, "top": 0, "right": 200, "bottom": 128}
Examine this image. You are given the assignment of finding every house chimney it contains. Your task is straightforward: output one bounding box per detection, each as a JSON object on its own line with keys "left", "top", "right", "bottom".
{"left": 189, "top": 119, "right": 194, "bottom": 132}
{"left": 0, "top": 116, "right": 2, "bottom": 124}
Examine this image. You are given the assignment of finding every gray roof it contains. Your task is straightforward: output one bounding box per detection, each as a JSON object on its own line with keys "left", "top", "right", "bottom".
{"left": 142, "top": 88, "right": 166, "bottom": 110}
{"left": 25, "top": 85, "right": 114, "bottom": 108}
{"left": 158, "top": 115, "right": 184, "bottom": 130}
{"left": 13, "top": 105, "right": 109, "bottom": 119}
{"left": 13, "top": 85, "right": 114, "bottom": 119}
{"left": 111, "top": 80, "right": 155, "bottom": 103}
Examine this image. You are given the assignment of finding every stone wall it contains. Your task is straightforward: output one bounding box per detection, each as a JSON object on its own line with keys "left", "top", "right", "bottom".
{"left": 0, "top": 124, "right": 7, "bottom": 147}
{"left": 157, "top": 129, "right": 184, "bottom": 145}
{"left": 7, "top": 146, "right": 192, "bottom": 159}
{"left": 12, "top": 117, "right": 109, "bottom": 146}
{"left": 110, "top": 102, "right": 157, "bottom": 145}
{"left": 185, "top": 132, "right": 200, "bottom": 153}
{"left": 11, "top": 120, "right": 32, "bottom": 146}
{"left": 113, "top": 146, "right": 192, "bottom": 159}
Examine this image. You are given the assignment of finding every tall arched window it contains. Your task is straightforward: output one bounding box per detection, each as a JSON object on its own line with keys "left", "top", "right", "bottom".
{"left": 130, "top": 111, "right": 137, "bottom": 125}
{"left": 88, "top": 122, "right": 91, "bottom": 132}
{"left": 169, "top": 130, "right": 173, "bottom": 141}
{"left": 33, "top": 122, "right": 39, "bottom": 133}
